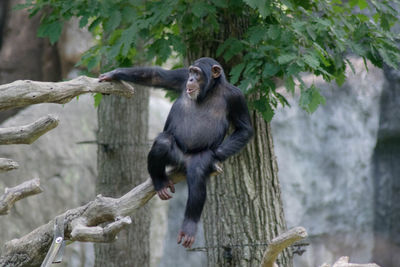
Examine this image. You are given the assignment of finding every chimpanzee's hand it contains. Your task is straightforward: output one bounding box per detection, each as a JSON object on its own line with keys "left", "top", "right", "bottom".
{"left": 98, "top": 70, "right": 117, "bottom": 82}
{"left": 209, "top": 150, "right": 222, "bottom": 175}
{"left": 212, "top": 162, "right": 223, "bottom": 175}
{"left": 156, "top": 179, "right": 175, "bottom": 200}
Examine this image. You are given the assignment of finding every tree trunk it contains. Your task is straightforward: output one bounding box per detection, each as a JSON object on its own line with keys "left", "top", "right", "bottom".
{"left": 203, "top": 113, "right": 290, "bottom": 266}
{"left": 95, "top": 84, "right": 150, "bottom": 266}
{"left": 185, "top": 11, "right": 291, "bottom": 266}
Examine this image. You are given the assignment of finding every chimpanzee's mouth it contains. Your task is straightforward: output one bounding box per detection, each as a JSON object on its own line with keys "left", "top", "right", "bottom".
{"left": 186, "top": 87, "right": 198, "bottom": 94}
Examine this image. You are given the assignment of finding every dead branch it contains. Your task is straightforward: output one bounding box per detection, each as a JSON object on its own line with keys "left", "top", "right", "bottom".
{"left": 0, "top": 115, "right": 59, "bottom": 145}
{"left": 0, "top": 178, "right": 43, "bottom": 215}
{"left": 0, "top": 76, "right": 134, "bottom": 111}
{"left": 0, "top": 168, "right": 209, "bottom": 266}
{"left": 320, "top": 256, "right": 380, "bottom": 267}
{"left": 261, "top": 226, "right": 308, "bottom": 267}
{"left": 0, "top": 158, "right": 19, "bottom": 172}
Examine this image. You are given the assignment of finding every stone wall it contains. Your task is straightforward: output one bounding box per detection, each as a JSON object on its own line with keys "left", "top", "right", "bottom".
{"left": 271, "top": 58, "right": 384, "bottom": 266}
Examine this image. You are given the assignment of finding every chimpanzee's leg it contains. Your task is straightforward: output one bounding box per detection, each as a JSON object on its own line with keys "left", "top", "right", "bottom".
{"left": 148, "top": 132, "right": 184, "bottom": 200}
{"left": 177, "top": 151, "right": 214, "bottom": 248}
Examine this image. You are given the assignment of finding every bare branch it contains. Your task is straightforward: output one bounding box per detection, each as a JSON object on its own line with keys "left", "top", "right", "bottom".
{"left": 0, "top": 76, "right": 134, "bottom": 111}
{"left": 0, "top": 178, "right": 43, "bottom": 215}
{"left": 0, "top": 169, "right": 203, "bottom": 266}
{"left": 71, "top": 216, "right": 132, "bottom": 242}
{"left": 261, "top": 227, "right": 308, "bottom": 267}
{"left": 320, "top": 256, "right": 380, "bottom": 267}
{"left": 0, "top": 115, "right": 59, "bottom": 145}
{"left": 0, "top": 158, "right": 19, "bottom": 172}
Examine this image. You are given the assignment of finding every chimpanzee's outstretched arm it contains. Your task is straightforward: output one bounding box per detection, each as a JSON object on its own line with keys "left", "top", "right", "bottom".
{"left": 99, "top": 67, "right": 188, "bottom": 92}
{"left": 214, "top": 87, "right": 253, "bottom": 161}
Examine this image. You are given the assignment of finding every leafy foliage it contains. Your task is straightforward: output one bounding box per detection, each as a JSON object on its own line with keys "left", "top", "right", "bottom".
{"left": 22, "top": 0, "right": 400, "bottom": 120}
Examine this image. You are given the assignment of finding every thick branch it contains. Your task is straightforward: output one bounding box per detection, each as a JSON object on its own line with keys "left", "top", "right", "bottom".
{"left": 0, "top": 169, "right": 203, "bottom": 266}
{"left": 320, "top": 256, "right": 380, "bottom": 267}
{"left": 0, "top": 115, "right": 59, "bottom": 145}
{"left": 0, "top": 178, "right": 43, "bottom": 215}
{"left": 261, "top": 227, "right": 308, "bottom": 267}
{"left": 0, "top": 76, "right": 134, "bottom": 111}
{"left": 0, "top": 158, "right": 19, "bottom": 172}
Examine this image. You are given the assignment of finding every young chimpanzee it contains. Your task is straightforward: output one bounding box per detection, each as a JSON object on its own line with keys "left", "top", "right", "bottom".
{"left": 99, "top": 57, "right": 253, "bottom": 248}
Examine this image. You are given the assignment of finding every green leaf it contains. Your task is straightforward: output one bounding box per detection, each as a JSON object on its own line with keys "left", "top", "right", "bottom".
{"left": 211, "top": 0, "right": 228, "bottom": 8}
{"left": 79, "top": 15, "right": 89, "bottom": 28}
{"left": 230, "top": 63, "right": 246, "bottom": 84}
{"left": 94, "top": 93, "right": 103, "bottom": 108}
{"left": 253, "top": 97, "right": 274, "bottom": 122}
{"left": 306, "top": 25, "right": 316, "bottom": 41}
{"left": 104, "top": 10, "right": 121, "bottom": 32}
{"left": 263, "top": 63, "right": 279, "bottom": 77}
{"left": 277, "top": 53, "right": 297, "bottom": 64}
{"left": 87, "top": 54, "right": 101, "bottom": 71}
{"left": 192, "top": 2, "right": 209, "bottom": 18}
{"left": 303, "top": 54, "right": 320, "bottom": 69}
{"left": 268, "top": 25, "right": 281, "bottom": 40}
{"left": 284, "top": 76, "right": 295, "bottom": 94}
{"left": 357, "top": 0, "right": 369, "bottom": 10}
{"left": 380, "top": 16, "right": 390, "bottom": 31}
{"left": 345, "top": 59, "right": 356, "bottom": 74}
{"left": 244, "top": 0, "right": 271, "bottom": 18}
{"left": 335, "top": 71, "right": 346, "bottom": 86}
{"left": 299, "top": 85, "right": 326, "bottom": 113}
{"left": 37, "top": 20, "right": 63, "bottom": 44}
{"left": 120, "top": 25, "right": 137, "bottom": 56}
{"left": 349, "top": 0, "right": 358, "bottom": 8}
{"left": 247, "top": 25, "right": 267, "bottom": 44}
{"left": 89, "top": 17, "right": 102, "bottom": 32}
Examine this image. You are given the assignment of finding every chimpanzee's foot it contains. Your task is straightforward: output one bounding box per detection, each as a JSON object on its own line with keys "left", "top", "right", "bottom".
{"left": 156, "top": 179, "right": 175, "bottom": 200}
{"left": 177, "top": 219, "right": 198, "bottom": 248}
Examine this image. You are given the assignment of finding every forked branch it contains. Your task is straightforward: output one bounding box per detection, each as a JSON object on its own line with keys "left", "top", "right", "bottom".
{"left": 0, "top": 168, "right": 221, "bottom": 266}
{"left": 0, "top": 178, "right": 43, "bottom": 215}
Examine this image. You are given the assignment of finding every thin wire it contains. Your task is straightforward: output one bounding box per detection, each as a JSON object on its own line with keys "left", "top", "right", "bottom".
{"left": 187, "top": 241, "right": 310, "bottom": 253}
{"left": 187, "top": 242, "right": 270, "bottom": 252}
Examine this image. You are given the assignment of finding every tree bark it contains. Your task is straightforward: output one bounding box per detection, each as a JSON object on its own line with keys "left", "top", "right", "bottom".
{"left": 203, "top": 115, "right": 290, "bottom": 266}
{"left": 95, "top": 83, "right": 150, "bottom": 266}
{"left": 185, "top": 11, "right": 291, "bottom": 267}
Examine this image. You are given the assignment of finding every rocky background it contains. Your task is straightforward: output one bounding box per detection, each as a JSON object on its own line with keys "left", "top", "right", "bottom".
{"left": 1, "top": 2, "right": 399, "bottom": 266}
{"left": 272, "top": 59, "right": 384, "bottom": 266}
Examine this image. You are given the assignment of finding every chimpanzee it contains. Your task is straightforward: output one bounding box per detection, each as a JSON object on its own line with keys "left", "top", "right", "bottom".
{"left": 99, "top": 57, "right": 253, "bottom": 248}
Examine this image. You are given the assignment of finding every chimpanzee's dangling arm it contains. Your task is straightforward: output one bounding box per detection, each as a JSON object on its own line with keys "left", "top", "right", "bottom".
{"left": 214, "top": 88, "right": 253, "bottom": 161}
{"left": 99, "top": 67, "right": 188, "bottom": 92}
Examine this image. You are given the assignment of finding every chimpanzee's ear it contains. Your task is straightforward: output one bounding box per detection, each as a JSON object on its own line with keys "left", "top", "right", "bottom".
{"left": 211, "top": 65, "right": 222, "bottom": 78}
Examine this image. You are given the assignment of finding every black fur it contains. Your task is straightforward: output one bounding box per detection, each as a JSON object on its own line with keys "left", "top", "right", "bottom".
{"left": 99, "top": 57, "right": 253, "bottom": 247}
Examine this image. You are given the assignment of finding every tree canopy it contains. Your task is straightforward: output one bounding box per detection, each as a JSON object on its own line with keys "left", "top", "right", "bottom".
{"left": 21, "top": 0, "right": 400, "bottom": 120}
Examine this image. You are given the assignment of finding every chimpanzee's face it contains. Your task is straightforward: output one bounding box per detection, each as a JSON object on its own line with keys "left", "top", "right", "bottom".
{"left": 186, "top": 66, "right": 204, "bottom": 100}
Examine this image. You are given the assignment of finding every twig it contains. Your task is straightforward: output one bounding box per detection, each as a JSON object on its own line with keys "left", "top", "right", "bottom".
{"left": 0, "top": 158, "right": 19, "bottom": 172}
{"left": 0, "top": 115, "right": 59, "bottom": 145}
{"left": 0, "top": 178, "right": 43, "bottom": 215}
{"left": 260, "top": 227, "right": 308, "bottom": 267}
{"left": 0, "top": 76, "right": 134, "bottom": 111}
